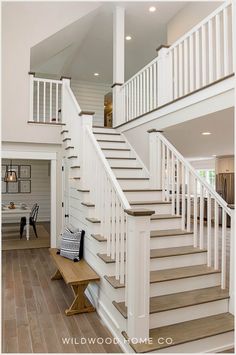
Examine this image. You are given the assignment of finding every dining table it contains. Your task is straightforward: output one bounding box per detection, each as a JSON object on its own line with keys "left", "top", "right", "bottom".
{"left": 2, "top": 204, "right": 31, "bottom": 240}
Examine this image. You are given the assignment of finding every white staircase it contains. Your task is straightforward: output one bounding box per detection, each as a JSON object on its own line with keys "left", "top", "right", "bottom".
{"left": 60, "top": 121, "right": 234, "bottom": 353}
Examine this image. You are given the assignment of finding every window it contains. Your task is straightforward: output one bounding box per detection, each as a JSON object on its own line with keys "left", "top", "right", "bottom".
{"left": 197, "top": 169, "right": 215, "bottom": 194}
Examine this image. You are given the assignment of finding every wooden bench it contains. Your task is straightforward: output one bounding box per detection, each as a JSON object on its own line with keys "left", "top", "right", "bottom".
{"left": 49, "top": 248, "right": 100, "bottom": 316}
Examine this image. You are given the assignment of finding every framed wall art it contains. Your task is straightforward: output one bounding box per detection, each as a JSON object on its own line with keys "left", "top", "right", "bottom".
{"left": 19, "top": 180, "right": 31, "bottom": 193}
{"left": 19, "top": 165, "right": 31, "bottom": 179}
{"left": 7, "top": 181, "right": 19, "bottom": 194}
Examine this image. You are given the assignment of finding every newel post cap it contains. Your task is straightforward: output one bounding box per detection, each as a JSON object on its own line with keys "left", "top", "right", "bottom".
{"left": 60, "top": 76, "right": 71, "bottom": 81}
{"left": 28, "top": 71, "right": 35, "bottom": 76}
{"left": 124, "top": 209, "right": 155, "bottom": 217}
{"left": 147, "top": 129, "right": 164, "bottom": 133}
{"left": 79, "top": 111, "right": 95, "bottom": 116}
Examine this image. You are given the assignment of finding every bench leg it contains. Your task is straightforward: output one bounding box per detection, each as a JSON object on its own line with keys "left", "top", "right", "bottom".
{"left": 65, "top": 283, "right": 95, "bottom": 316}
{"left": 51, "top": 269, "right": 63, "bottom": 280}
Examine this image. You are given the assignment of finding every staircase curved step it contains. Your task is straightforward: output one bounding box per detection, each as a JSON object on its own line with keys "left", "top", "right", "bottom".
{"left": 81, "top": 202, "right": 95, "bottom": 207}
{"left": 104, "top": 265, "right": 220, "bottom": 289}
{"left": 113, "top": 286, "right": 230, "bottom": 319}
{"left": 122, "top": 313, "right": 234, "bottom": 352}
{"left": 86, "top": 217, "right": 100, "bottom": 223}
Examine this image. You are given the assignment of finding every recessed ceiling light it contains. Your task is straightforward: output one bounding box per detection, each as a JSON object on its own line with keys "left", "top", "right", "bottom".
{"left": 149, "top": 6, "right": 156, "bottom": 12}
{"left": 212, "top": 154, "right": 217, "bottom": 157}
{"left": 126, "top": 35, "right": 132, "bottom": 41}
{"left": 94, "top": 73, "right": 99, "bottom": 76}
{"left": 201, "top": 132, "right": 211, "bottom": 135}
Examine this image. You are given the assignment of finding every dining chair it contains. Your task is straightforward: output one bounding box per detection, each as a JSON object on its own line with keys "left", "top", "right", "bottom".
{"left": 20, "top": 204, "right": 39, "bottom": 239}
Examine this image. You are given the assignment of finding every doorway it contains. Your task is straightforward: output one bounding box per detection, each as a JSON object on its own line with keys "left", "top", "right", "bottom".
{"left": 104, "top": 91, "right": 112, "bottom": 127}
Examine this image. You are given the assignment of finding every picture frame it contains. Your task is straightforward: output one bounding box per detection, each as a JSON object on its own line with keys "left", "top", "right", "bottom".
{"left": 11, "top": 165, "right": 19, "bottom": 176}
{"left": 19, "top": 165, "right": 31, "bottom": 179}
{"left": 1, "top": 165, "right": 7, "bottom": 179}
{"left": 2, "top": 179, "right": 7, "bottom": 194}
{"left": 19, "top": 180, "right": 31, "bottom": 193}
{"left": 7, "top": 181, "right": 19, "bottom": 194}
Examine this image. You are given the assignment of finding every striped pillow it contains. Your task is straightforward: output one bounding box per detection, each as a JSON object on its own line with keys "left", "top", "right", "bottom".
{"left": 60, "top": 228, "right": 84, "bottom": 262}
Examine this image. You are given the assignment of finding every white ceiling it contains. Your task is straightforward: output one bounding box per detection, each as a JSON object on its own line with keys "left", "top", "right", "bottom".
{"left": 31, "top": 1, "right": 187, "bottom": 83}
{"left": 164, "top": 108, "right": 234, "bottom": 160}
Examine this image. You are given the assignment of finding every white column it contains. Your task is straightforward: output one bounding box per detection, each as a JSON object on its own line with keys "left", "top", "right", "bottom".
{"left": 148, "top": 129, "right": 163, "bottom": 189}
{"left": 29, "top": 72, "right": 35, "bottom": 122}
{"left": 112, "top": 6, "right": 125, "bottom": 127}
{"left": 157, "top": 46, "right": 173, "bottom": 106}
{"left": 79, "top": 111, "right": 93, "bottom": 189}
{"left": 229, "top": 207, "right": 235, "bottom": 314}
{"left": 61, "top": 77, "right": 71, "bottom": 124}
{"left": 125, "top": 209, "right": 154, "bottom": 340}
{"left": 50, "top": 159, "right": 57, "bottom": 248}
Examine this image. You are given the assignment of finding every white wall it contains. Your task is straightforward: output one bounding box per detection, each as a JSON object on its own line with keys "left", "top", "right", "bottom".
{"left": 71, "top": 80, "right": 111, "bottom": 126}
{"left": 2, "top": 159, "right": 50, "bottom": 222}
{"left": 2, "top": 2, "right": 100, "bottom": 144}
{"left": 167, "top": 1, "right": 222, "bottom": 44}
{"left": 190, "top": 158, "right": 216, "bottom": 170}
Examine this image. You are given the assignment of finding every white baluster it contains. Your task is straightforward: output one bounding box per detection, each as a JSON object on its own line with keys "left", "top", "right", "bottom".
{"left": 187, "top": 170, "right": 191, "bottom": 232}
{"left": 201, "top": 24, "right": 207, "bottom": 86}
{"left": 223, "top": 7, "right": 229, "bottom": 76}
{"left": 208, "top": 18, "right": 214, "bottom": 83}
{"left": 178, "top": 43, "right": 183, "bottom": 97}
{"left": 215, "top": 13, "right": 221, "bottom": 79}
{"left": 140, "top": 73, "right": 143, "bottom": 116}
{"left": 43, "top": 82, "right": 46, "bottom": 123}
{"left": 153, "top": 61, "right": 157, "bottom": 108}
{"left": 120, "top": 207, "right": 125, "bottom": 284}
{"left": 193, "top": 178, "right": 198, "bottom": 247}
{"left": 111, "top": 189, "right": 116, "bottom": 260}
{"left": 150, "top": 65, "right": 153, "bottom": 110}
{"left": 189, "top": 35, "right": 194, "bottom": 91}
{"left": 173, "top": 47, "right": 178, "bottom": 99}
{"left": 207, "top": 192, "right": 212, "bottom": 266}
{"left": 181, "top": 163, "right": 185, "bottom": 230}
{"left": 183, "top": 38, "right": 189, "bottom": 94}
{"left": 37, "top": 80, "right": 40, "bottom": 122}
{"left": 171, "top": 152, "right": 175, "bottom": 215}
{"left": 195, "top": 30, "right": 200, "bottom": 89}
{"left": 176, "top": 159, "right": 180, "bottom": 215}
{"left": 29, "top": 74, "right": 34, "bottom": 121}
{"left": 221, "top": 209, "right": 226, "bottom": 289}
{"left": 146, "top": 68, "right": 150, "bottom": 112}
{"left": 115, "top": 196, "right": 120, "bottom": 279}
{"left": 56, "top": 83, "right": 59, "bottom": 122}
{"left": 166, "top": 148, "right": 170, "bottom": 202}
{"left": 137, "top": 76, "right": 140, "bottom": 117}
{"left": 50, "top": 82, "right": 52, "bottom": 122}
{"left": 162, "top": 142, "right": 166, "bottom": 201}
{"left": 214, "top": 201, "right": 219, "bottom": 269}
{"left": 143, "top": 70, "right": 146, "bottom": 114}
{"left": 199, "top": 184, "right": 204, "bottom": 249}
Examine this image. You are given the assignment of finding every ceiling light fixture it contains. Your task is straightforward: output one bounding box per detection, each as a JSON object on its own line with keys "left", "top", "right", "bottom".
{"left": 126, "top": 35, "right": 132, "bottom": 41}
{"left": 149, "top": 6, "right": 156, "bottom": 12}
{"left": 201, "top": 132, "right": 211, "bottom": 136}
{"left": 94, "top": 73, "right": 99, "bottom": 77}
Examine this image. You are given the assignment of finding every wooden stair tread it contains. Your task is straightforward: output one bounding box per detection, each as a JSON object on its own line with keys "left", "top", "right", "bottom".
{"left": 111, "top": 166, "right": 142, "bottom": 170}
{"left": 93, "top": 132, "right": 121, "bottom": 136}
{"left": 150, "top": 229, "right": 193, "bottom": 238}
{"left": 123, "top": 189, "right": 161, "bottom": 192}
{"left": 122, "top": 313, "right": 234, "bottom": 352}
{"left": 73, "top": 177, "right": 80, "bottom": 180}
{"left": 113, "top": 286, "right": 230, "bottom": 319}
{"left": 106, "top": 157, "right": 136, "bottom": 160}
{"left": 68, "top": 155, "right": 77, "bottom": 159}
{"left": 62, "top": 137, "right": 71, "bottom": 142}
{"left": 150, "top": 246, "right": 207, "bottom": 258}
{"left": 101, "top": 148, "right": 130, "bottom": 151}
{"left": 97, "top": 246, "right": 206, "bottom": 265}
{"left": 86, "top": 217, "right": 100, "bottom": 223}
{"left": 130, "top": 200, "right": 171, "bottom": 205}
{"left": 105, "top": 265, "right": 220, "bottom": 289}
{"left": 65, "top": 146, "right": 74, "bottom": 150}
{"left": 71, "top": 165, "right": 80, "bottom": 169}
{"left": 117, "top": 177, "right": 149, "bottom": 180}
{"left": 151, "top": 214, "right": 181, "bottom": 220}
{"left": 150, "top": 265, "right": 220, "bottom": 283}
{"left": 97, "top": 139, "right": 126, "bottom": 143}
{"left": 81, "top": 202, "right": 95, "bottom": 207}
{"left": 77, "top": 189, "right": 89, "bottom": 192}
{"left": 61, "top": 130, "right": 68, "bottom": 134}
{"left": 91, "top": 234, "right": 107, "bottom": 242}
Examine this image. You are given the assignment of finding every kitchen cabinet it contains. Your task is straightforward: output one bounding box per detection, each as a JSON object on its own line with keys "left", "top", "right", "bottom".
{"left": 215, "top": 156, "right": 234, "bottom": 174}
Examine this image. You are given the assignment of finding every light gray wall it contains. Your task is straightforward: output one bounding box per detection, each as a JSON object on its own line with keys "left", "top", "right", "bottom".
{"left": 71, "top": 80, "right": 111, "bottom": 126}
{"left": 2, "top": 159, "right": 50, "bottom": 222}
{"left": 2, "top": 2, "right": 100, "bottom": 144}
{"left": 167, "top": 1, "right": 222, "bottom": 44}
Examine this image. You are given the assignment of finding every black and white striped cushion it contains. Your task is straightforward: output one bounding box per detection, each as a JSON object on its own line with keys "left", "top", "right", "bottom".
{"left": 60, "top": 227, "right": 84, "bottom": 261}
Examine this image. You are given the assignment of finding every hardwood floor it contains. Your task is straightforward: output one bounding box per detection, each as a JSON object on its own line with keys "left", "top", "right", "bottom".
{"left": 2, "top": 248, "right": 121, "bottom": 353}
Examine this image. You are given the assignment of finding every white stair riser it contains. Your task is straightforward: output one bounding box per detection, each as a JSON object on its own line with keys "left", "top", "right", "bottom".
{"left": 94, "top": 133, "right": 123, "bottom": 141}
{"left": 150, "top": 273, "right": 221, "bottom": 297}
{"left": 85, "top": 220, "right": 101, "bottom": 235}
{"left": 150, "top": 298, "right": 229, "bottom": 329}
{"left": 151, "top": 234, "right": 193, "bottom": 249}
{"left": 106, "top": 158, "right": 139, "bottom": 167}
{"left": 125, "top": 190, "right": 162, "bottom": 201}
{"left": 98, "top": 141, "right": 128, "bottom": 149}
{"left": 93, "top": 127, "right": 117, "bottom": 134}
{"left": 103, "top": 150, "right": 132, "bottom": 158}
{"left": 131, "top": 203, "right": 172, "bottom": 214}
{"left": 112, "top": 168, "right": 146, "bottom": 178}
{"left": 150, "top": 252, "right": 207, "bottom": 271}
{"left": 118, "top": 179, "right": 150, "bottom": 189}
{"left": 158, "top": 331, "right": 234, "bottom": 353}
{"left": 70, "top": 188, "right": 90, "bottom": 203}
{"left": 151, "top": 217, "right": 182, "bottom": 230}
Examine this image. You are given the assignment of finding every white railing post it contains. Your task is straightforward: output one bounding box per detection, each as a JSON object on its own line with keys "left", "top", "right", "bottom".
{"left": 112, "top": 84, "right": 124, "bottom": 126}
{"left": 61, "top": 77, "right": 71, "bottom": 124}
{"left": 125, "top": 208, "right": 155, "bottom": 341}
{"left": 228, "top": 205, "right": 235, "bottom": 314}
{"left": 147, "top": 129, "right": 163, "bottom": 189}
{"left": 79, "top": 111, "right": 94, "bottom": 189}
{"left": 156, "top": 46, "right": 173, "bottom": 106}
{"left": 29, "top": 72, "right": 35, "bottom": 122}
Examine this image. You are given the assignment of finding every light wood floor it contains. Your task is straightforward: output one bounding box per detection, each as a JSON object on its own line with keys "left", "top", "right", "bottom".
{"left": 2, "top": 248, "right": 122, "bottom": 353}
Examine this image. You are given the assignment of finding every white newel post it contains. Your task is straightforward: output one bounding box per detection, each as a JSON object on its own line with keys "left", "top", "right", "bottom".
{"left": 61, "top": 77, "right": 71, "bottom": 124}
{"left": 79, "top": 111, "right": 94, "bottom": 189}
{"left": 229, "top": 206, "right": 235, "bottom": 314}
{"left": 112, "top": 6, "right": 125, "bottom": 127}
{"left": 157, "top": 46, "right": 173, "bottom": 106}
{"left": 125, "top": 208, "right": 155, "bottom": 341}
{"left": 29, "top": 72, "right": 35, "bottom": 122}
{"left": 148, "top": 129, "right": 163, "bottom": 189}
